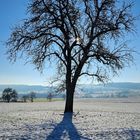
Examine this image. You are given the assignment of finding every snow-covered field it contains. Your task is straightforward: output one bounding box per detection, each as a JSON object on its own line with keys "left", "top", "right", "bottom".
{"left": 0, "top": 98, "right": 140, "bottom": 140}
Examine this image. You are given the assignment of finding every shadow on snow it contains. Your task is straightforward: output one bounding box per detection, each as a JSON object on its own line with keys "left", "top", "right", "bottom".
{"left": 46, "top": 113, "right": 91, "bottom": 140}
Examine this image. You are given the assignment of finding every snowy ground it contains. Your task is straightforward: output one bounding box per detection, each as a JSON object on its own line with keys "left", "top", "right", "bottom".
{"left": 0, "top": 98, "right": 140, "bottom": 140}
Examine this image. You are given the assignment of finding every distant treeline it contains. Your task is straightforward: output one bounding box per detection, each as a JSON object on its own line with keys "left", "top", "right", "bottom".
{"left": 0, "top": 87, "right": 66, "bottom": 103}
{"left": 0, "top": 88, "right": 37, "bottom": 103}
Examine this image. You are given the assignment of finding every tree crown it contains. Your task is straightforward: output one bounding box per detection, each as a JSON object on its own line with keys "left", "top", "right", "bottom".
{"left": 7, "top": 0, "right": 135, "bottom": 84}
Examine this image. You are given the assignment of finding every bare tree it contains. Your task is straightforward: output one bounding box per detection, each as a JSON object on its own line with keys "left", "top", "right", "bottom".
{"left": 47, "top": 92, "right": 53, "bottom": 102}
{"left": 22, "top": 95, "right": 29, "bottom": 102}
{"left": 6, "top": 0, "right": 135, "bottom": 113}
{"left": 30, "top": 91, "right": 36, "bottom": 102}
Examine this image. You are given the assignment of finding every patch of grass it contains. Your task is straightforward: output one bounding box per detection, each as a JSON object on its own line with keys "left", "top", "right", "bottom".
{"left": 34, "top": 98, "right": 64, "bottom": 102}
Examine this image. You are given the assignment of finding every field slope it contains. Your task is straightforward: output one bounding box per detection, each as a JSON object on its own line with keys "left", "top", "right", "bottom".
{"left": 0, "top": 98, "right": 140, "bottom": 139}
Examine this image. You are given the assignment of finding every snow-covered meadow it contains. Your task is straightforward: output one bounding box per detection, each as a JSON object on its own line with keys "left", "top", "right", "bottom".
{"left": 0, "top": 98, "right": 140, "bottom": 140}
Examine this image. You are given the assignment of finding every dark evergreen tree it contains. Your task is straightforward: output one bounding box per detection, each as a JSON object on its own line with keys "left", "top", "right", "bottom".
{"left": 2, "top": 88, "right": 18, "bottom": 102}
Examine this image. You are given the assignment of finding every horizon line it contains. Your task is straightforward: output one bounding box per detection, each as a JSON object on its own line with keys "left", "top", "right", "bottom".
{"left": 0, "top": 81, "right": 140, "bottom": 86}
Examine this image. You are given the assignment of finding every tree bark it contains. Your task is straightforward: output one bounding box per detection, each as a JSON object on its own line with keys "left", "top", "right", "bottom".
{"left": 64, "top": 66, "right": 75, "bottom": 112}
{"left": 64, "top": 88, "right": 74, "bottom": 113}
{"left": 64, "top": 66, "right": 77, "bottom": 113}
{"left": 64, "top": 55, "right": 84, "bottom": 113}
{"left": 64, "top": 47, "right": 75, "bottom": 113}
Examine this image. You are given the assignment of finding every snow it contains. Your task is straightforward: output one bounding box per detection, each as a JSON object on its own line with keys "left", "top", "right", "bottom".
{"left": 0, "top": 98, "right": 140, "bottom": 139}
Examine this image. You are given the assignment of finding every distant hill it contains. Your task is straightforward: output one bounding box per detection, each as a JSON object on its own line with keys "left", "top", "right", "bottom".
{"left": 0, "top": 85, "right": 49, "bottom": 93}
{"left": 0, "top": 82, "right": 140, "bottom": 98}
{"left": 78, "top": 82, "right": 140, "bottom": 98}
{"left": 0, "top": 85, "right": 53, "bottom": 98}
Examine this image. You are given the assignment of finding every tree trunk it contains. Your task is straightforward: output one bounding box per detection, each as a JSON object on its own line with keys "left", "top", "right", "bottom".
{"left": 64, "top": 47, "right": 74, "bottom": 113}
{"left": 64, "top": 85, "right": 75, "bottom": 113}
{"left": 64, "top": 62, "right": 76, "bottom": 113}
{"left": 64, "top": 62, "right": 81, "bottom": 113}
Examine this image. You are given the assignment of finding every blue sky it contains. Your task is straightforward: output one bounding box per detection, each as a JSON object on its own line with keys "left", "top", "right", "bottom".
{"left": 0, "top": 0, "right": 140, "bottom": 85}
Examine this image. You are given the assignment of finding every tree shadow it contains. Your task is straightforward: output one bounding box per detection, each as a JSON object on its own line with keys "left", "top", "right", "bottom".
{"left": 1, "top": 119, "right": 140, "bottom": 140}
{"left": 46, "top": 113, "right": 91, "bottom": 140}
